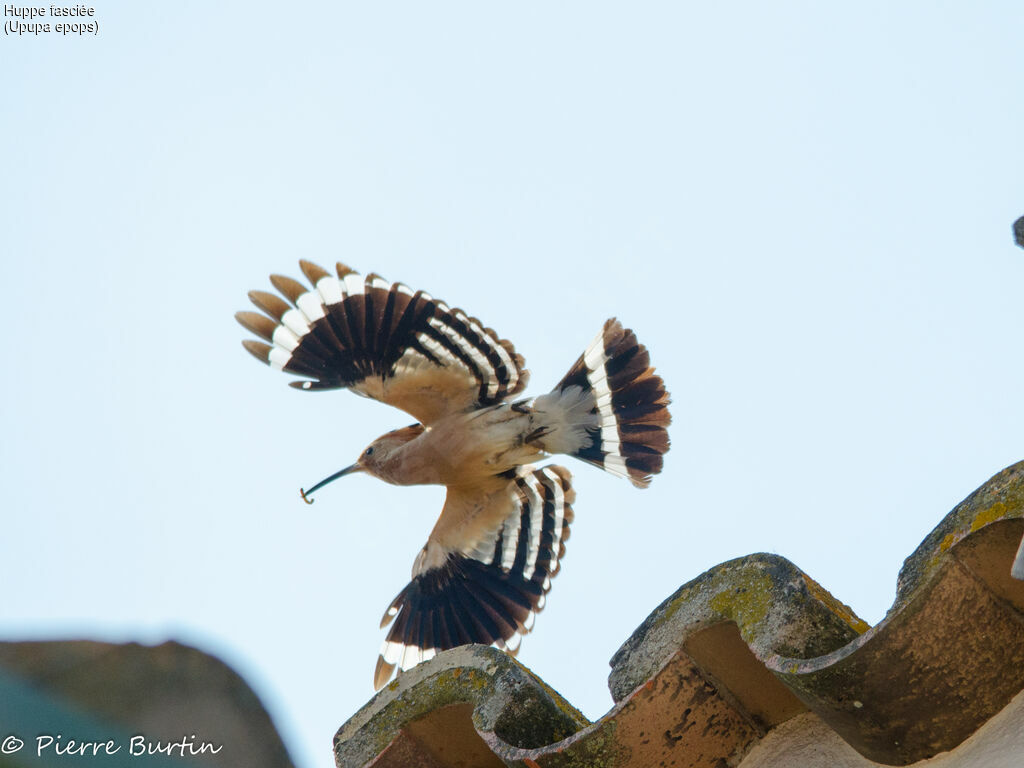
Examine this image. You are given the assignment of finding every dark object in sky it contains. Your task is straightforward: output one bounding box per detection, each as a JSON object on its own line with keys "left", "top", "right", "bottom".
{"left": 1014, "top": 216, "right": 1024, "bottom": 249}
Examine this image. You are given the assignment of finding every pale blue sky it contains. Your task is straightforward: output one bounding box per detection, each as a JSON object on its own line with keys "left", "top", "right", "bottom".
{"left": 3, "top": 4, "right": 1023, "bottom": 767}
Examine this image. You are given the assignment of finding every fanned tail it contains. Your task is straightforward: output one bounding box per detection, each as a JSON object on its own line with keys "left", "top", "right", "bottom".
{"left": 534, "top": 318, "right": 671, "bottom": 488}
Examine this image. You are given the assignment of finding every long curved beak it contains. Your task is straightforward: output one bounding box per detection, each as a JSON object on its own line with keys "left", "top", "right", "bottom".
{"left": 300, "top": 463, "right": 363, "bottom": 504}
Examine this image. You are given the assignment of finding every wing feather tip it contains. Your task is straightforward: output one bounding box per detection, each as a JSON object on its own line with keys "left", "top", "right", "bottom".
{"left": 269, "top": 273, "right": 306, "bottom": 303}
{"left": 374, "top": 656, "right": 396, "bottom": 690}
{"left": 241, "top": 339, "right": 271, "bottom": 364}
{"left": 298, "top": 259, "right": 330, "bottom": 284}
{"left": 235, "top": 310, "right": 276, "bottom": 341}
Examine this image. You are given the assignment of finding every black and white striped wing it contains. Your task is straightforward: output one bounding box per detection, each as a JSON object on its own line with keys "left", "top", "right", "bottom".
{"left": 373, "top": 466, "right": 574, "bottom": 689}
{"left": 236, "top": 261, "right": 528, "bottom": 425}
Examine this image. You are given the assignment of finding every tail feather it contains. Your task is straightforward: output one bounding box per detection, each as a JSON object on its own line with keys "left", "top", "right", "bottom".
{"left": 540, "top": 318, "right": 671, "bottom": 488}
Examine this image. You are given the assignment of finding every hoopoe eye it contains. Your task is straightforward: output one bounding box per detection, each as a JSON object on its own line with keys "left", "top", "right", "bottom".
{"left": 364, "top": 447, "right": 374, "bottom": 456}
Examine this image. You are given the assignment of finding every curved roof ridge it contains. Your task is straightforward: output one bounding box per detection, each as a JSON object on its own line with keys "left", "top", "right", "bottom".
{"left": 334, "top": 460, "right": 1024, "bottom": 767}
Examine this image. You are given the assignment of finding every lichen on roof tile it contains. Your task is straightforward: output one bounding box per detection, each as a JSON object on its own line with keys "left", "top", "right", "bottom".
{"left": 607, "top": 553, "right": 866, "bottom": 703}
{"left": 334, "top": 460, "right": 1024, "bottom": 768}
{"left": 895, "top": 460, "right": 1024, "bottom": 608}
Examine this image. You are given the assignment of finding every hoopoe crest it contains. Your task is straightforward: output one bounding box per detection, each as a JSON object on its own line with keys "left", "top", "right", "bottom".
{"left": 237, "top": 261, "right": 671, "bottom": 689}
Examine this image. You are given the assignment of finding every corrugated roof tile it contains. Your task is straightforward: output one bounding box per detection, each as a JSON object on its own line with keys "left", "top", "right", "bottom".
{"left": 334, "top": 460, "right": 1024, "bottom": 767}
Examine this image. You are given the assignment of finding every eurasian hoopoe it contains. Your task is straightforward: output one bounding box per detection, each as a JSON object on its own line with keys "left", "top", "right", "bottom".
{"left": 236, "top": 261, "right": 671, "bottom": 689}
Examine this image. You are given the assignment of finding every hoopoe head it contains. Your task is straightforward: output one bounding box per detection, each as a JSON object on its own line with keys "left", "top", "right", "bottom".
{"left": 356, "top": 424, "right": 425, "bottom": 483}
{"left": 300, "top": 424, "right": 425, "bottom": 503}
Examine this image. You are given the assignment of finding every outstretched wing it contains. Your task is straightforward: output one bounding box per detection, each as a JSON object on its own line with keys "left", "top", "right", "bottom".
{"left": 374, "top": 465, "right": 574, "bottom": 689}
{"left": 236, "top": 261, "right": 529, "bottom": 425}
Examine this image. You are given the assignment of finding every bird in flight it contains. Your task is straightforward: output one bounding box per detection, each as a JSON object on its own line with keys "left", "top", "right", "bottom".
{"left": 236, "top": 261, "right": 671, "bottom": 688}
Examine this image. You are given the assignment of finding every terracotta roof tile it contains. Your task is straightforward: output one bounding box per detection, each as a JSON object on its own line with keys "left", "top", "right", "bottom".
{"left": 334, "top": 461, "right": 1024, "bottom": 767}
